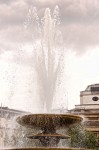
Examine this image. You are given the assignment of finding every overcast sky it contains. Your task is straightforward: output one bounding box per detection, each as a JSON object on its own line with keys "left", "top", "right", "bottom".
{"left": 0, "top": 0, "right": 99, "bottom": 112}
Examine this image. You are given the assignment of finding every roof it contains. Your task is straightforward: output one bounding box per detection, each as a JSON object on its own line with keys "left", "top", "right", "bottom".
{"left": 0, "top": 106, "right": 27, "bottom": 114}
{"left": 85, "top": 83, "right": 99, "bottom": 91}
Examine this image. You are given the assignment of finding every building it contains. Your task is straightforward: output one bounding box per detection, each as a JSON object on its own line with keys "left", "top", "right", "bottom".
{"left": 69, "top": 83, "right": 99, "bottom": 147}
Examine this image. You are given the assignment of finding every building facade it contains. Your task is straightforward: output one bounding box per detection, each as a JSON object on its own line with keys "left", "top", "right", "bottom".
{"left": 69, "top": 84, "right": 99, "bottom": 147}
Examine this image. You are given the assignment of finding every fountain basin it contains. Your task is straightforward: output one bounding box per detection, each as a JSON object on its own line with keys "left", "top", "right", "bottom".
{"left": 16, "top": 114, "right": 82, "bottom": 129}
{"left": 16, "top": 114, "right": 83, "bottom": 147}
{"left": 28, "top": 133, "right": 70, "bottom": 147}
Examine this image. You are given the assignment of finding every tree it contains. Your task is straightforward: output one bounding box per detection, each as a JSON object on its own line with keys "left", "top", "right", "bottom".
{"left": 68, "top": 123, "right": 96, "bottom": 149}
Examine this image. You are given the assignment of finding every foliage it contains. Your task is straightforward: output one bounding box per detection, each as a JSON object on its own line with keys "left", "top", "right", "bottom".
{"left": 68, "top": 123, "right": 96, "bottom": 149}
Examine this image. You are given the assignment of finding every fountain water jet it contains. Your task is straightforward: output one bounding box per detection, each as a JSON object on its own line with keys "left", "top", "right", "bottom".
{"left": 1, "top": 6, "right": 90, "bottom": 150}
{"left": 24, "top": 5, "right": 65, "bottom": 113}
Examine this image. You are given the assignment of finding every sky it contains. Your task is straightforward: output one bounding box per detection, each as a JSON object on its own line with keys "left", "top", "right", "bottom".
{"left": 0, "top": 0, "right": 99, "bottom": 112}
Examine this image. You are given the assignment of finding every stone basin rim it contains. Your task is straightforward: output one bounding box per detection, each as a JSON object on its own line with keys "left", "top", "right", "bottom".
{"left": 16, "top": 113, "right": 82, "bottom": 122}
{"left": 1, "top": 148, "right": 90, "bottom": 150}
{"left": 17, "top": 113, "right": 82, "bottom": 119}
{"left": 28, "top": 133, "right": 70, "bottom": 139}
{"left": 16, "top": 114, "right": 82, "bottom": 129}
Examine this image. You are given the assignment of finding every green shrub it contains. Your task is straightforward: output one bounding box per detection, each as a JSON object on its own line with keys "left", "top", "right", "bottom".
{"left": 68, "top": 123, "right": 96, "bottom": 149}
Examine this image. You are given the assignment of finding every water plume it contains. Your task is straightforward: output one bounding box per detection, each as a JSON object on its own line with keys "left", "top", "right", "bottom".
{"left": 22, "top": 6, "right": 65, "bottom": 112}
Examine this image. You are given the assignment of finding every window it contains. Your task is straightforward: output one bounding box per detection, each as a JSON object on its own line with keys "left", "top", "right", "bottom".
{"left": 92, "top": 96, "right": 99, "bottom": 101}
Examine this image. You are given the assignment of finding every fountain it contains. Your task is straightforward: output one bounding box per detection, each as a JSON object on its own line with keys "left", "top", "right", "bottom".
{"left": 1, "top": 6, "right": 92, "bottom": 150}
{"left": 16, "top": 114, "right": 82, "bottom": 147}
